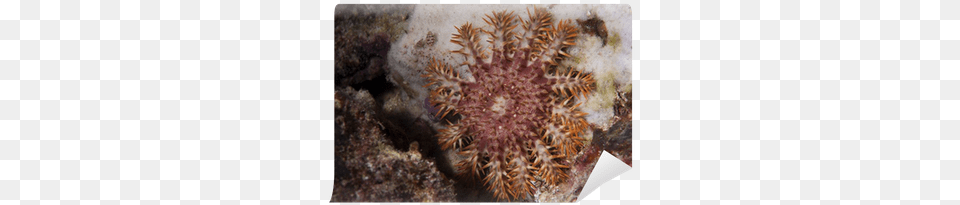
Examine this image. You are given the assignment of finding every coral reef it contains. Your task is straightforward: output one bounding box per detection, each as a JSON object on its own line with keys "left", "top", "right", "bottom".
{"left": 332, "top": 4, "right": 632, "bottom": 202}
{"left": 422, "top": 7, "right": 597, "bottom": 200}
{"left": 332, "top": 87, "right": 456, "bottom": 202}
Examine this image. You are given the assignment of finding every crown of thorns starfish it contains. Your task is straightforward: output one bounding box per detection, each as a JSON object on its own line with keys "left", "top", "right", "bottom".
{"left": 422, "top": 7, "right": 596, "bottom": 201}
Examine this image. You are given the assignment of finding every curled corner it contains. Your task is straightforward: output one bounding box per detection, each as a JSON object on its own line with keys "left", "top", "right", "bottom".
{"left": 577, "top": 150, "right": 632, "bottom": 201}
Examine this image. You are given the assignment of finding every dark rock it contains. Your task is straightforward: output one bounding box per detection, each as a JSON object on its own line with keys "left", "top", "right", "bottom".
{"left": 332, "top": 87, "right": 457, "bottom": 202}
{"left": 577, "top": 14, "right": 608, "bottom": 46}
{"left": 334, "top": 4, "right": 414, "bottom": 87}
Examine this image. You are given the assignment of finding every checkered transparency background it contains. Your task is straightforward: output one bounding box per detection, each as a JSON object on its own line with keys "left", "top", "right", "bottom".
{"left": 1, "top": 0, "right": 957, "bottom": 204}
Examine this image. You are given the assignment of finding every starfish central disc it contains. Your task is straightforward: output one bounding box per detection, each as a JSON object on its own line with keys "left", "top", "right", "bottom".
{"left": 490, "top": 96, "right": 508, "bottom": 116}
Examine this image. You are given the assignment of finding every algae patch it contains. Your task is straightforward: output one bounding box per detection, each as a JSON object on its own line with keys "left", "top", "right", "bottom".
{"left": 586, "top": 70, "right": 618, "bottom": 111}
{"left": 607, "top": 32, "right": 621, "bottom": 50}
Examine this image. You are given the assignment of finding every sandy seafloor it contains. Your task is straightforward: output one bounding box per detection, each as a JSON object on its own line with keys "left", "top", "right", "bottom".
{"left": 333, "top": 4, "right": 633, "bottom": 202}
